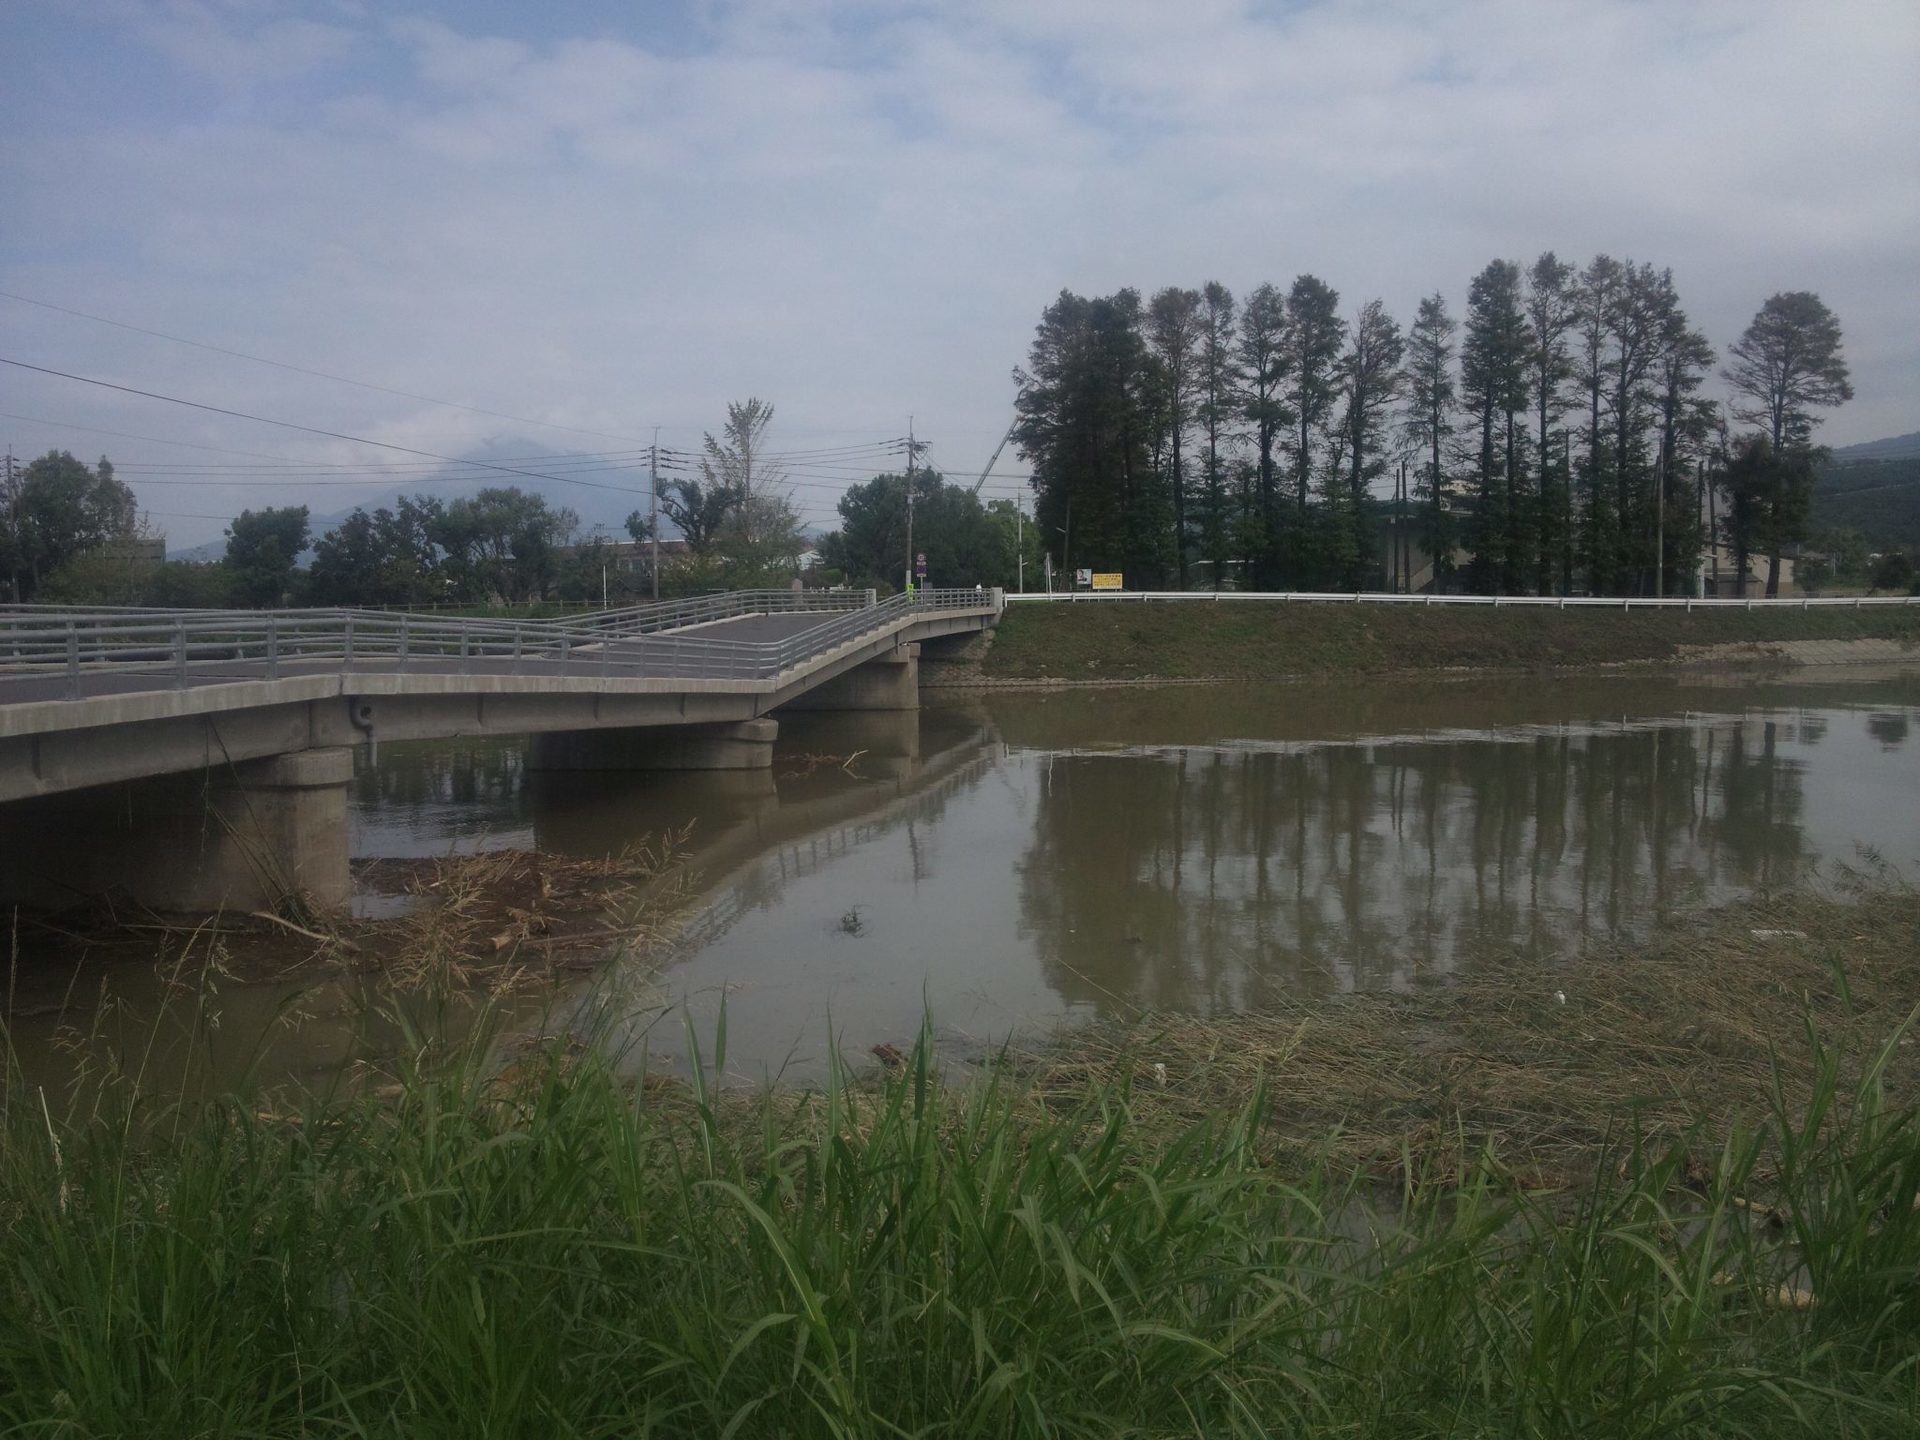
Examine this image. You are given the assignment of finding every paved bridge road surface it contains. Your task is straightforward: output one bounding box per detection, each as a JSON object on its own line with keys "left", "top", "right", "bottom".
{"left": 0, "top": 589, "right": 1004, "bottom": 915}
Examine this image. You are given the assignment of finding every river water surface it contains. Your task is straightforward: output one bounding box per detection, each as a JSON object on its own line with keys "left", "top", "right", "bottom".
{"left": 346, "top": 671, "right": 1920, "bottom": 1078}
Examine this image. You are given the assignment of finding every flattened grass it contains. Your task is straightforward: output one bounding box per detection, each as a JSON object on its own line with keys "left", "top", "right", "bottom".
{"left": 982, "top": 600, "right": 1920, "bottom": 681}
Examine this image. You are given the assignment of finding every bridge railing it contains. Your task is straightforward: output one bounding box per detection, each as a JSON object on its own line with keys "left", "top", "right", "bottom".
{"left": 558, "top": 588, "right": 874, "bottom": 641}
{"left": 0, "top": 589, "right": 999, "bottom": 699}
{"left": 1004, "top": 590, "right": 1920, "bottom": 607}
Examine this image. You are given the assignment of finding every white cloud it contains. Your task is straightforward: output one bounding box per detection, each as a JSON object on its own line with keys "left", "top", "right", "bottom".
{"left": 3, "top": 0, "right": 1916, "bottom": 546}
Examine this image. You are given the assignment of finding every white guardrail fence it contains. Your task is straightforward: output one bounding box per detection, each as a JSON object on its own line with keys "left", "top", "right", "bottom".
{"left": 0, "top": 589, "right": 1000, "bottom": 700}
{"left": 1006, "top": 590, "right": 1920, "bottom": 608}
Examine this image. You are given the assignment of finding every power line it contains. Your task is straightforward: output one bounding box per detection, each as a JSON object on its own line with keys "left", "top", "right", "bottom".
{"left": 0, "top": 411, "right": 308, "bottom": 463}
{"left": 0, "top": 288, "right": 663, "bottom": 448}
{"left": 0, "top": 356, "right": 652, "bottom": 498}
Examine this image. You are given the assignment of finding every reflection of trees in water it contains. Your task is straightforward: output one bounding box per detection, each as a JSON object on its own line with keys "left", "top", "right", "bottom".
{"left": 1019, "top": 719, "right": 1817, "bottom": 1015}
{"left": 353, "top": 739, "right": 528, "bottom": 810}
{"left": 1867, "top": 712, "right": 1910, "bottom": 750}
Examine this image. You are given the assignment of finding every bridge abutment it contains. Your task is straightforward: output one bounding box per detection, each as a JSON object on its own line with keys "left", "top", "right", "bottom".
{"left": 528, "top": 718, "right": 779, "bottom": 772}
{"left": 0, "top": 747, "right": 354, "bottom": 917}
{"left": 780, "top": 644, "right": 919, "bottom": 712}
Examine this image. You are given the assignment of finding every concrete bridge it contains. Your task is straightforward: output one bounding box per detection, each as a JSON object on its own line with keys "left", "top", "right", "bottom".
{"left": 0, "top": 589, "right": 1002, "bottom": 914}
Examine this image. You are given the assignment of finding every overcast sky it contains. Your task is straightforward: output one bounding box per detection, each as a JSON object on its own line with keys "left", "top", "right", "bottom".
{"left": 3, "top": 0, "right": 1917, "bottom": 548}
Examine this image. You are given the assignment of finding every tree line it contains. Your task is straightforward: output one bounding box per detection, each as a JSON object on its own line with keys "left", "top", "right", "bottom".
{"left": 0, "top": 451, "right": 587, "bottom": 609}
{"left": 1009, "top": 267, "right": 1855, "bottom": 597}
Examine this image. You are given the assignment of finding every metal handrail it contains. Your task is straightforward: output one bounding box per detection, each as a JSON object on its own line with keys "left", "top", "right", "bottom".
{"left": 0, "top": 588, "right": 1000, "bottom": 699}
{"left": 1005, "top": 590, "right": 1920, "bottom": 608}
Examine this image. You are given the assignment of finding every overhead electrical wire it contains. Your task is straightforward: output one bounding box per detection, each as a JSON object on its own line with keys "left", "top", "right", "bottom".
{"left": 0, "top": 356, "right": 664, "bottom": 498}
{"left": 0, "top": 289, "right": 664, "bottom": 449}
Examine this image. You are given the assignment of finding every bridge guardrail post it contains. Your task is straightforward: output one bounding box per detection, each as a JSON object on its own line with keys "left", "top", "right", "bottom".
{"left": 512, "top": 623, "right": 523, "bottom": 674}
{"left": 398, "top": 616, "right": 410, "bottom": 669}
{"left": 175, "top": 618, "right": 188, "bottom": 688}
{"left": 343, "top": 616, "right": 355, "bottom": 666}
{"left": 267, "top": 616, "right": 280, "bottom": 678}
{"left": 65, "top": 622, "right": 79, "bottom": 700}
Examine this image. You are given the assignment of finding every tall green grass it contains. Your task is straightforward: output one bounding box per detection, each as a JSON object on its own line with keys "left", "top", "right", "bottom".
{"left": 3, "top": 1003, "right": 1918, "bottom": 1437}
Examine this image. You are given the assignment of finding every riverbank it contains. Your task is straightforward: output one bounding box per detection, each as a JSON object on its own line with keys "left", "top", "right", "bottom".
{"left": 1023, "top": 878, "right": 1920, "bottom": 1178}
{"left": 962, "top": 600, "right": 1920, "bottom": 683}
{"left": 5, "top": 880, "right": 1919, "bottom": 1433}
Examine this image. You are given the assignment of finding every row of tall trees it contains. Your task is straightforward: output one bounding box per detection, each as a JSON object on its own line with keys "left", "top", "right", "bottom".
{"left": 1012, "top": 270, "right": 1852, "bottom": 596}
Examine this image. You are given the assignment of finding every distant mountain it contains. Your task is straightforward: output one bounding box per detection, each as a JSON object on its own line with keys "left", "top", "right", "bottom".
{"left": 1829, "top": 432, "right": 1920, "bottom": 463}
{"left": 1814, "top": 434, "right": 1920, "bottom": 547}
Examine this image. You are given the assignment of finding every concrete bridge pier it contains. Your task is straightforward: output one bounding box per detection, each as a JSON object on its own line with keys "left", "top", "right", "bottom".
{"left": 780, "top": 643, "right": 919, "bottom": 713}
{"left": 0, "top": 747, "right": 354, "bottom": 917}
{"left": 528, "top": 718, "right": 780, "bottom": 772}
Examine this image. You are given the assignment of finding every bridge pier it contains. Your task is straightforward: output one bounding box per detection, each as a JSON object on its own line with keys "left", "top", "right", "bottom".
{"left": 528, "top": 718, "right": 779, "bottom": 772}
{"left": 780, "top": 644, "right": 919, "bottom": 712}
{"left": 0, "top": 747, "right": 354, "bottom": 917}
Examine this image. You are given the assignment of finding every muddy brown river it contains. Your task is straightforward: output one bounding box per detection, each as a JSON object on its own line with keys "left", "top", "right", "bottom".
{"left": 9, "top": 671, "right": 1920, "bottom": 1093}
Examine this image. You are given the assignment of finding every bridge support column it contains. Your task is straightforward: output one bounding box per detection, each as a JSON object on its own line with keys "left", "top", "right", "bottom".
{"left": 782, "top": 644, "right": 919, "bottom": 712}
{"left": 0, "top": 747, "right": 354, "bottom": 917}
{"left": 528, "top": 718, "right": 779, "bottom": 772}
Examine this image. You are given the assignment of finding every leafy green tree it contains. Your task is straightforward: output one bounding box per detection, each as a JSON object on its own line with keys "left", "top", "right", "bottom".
{"left": 1, "top": 450, "right": 138, "bottom": 601}
{"left": 985, "top": 497, "right": 1043, "bottom": 592}
{"left": 1460, "top": 260, "right": 1531, "bottom": 593}
{"left": 1651, "top": 296, "right": 1717, "bottom": 596}
{"left": 1402, "top": 294, "right": 1458, "bottom": 591}
{"left": 224, "top": 505, "right": 310, "bottom": 607}
{"left": 41, "top": 556, "right": 230, "bottom": 607}
{"left": 701, "top": 398, "right": 780, "bottom": 547}
{"left": 642, "top": 479, "right": 735, "bottom": 556}
{"left": 1572, "top": 256, "right": 1625, "bottom": 590}
{"left": 1194, "top": 283, "right": 1240, "bottom": 589}
{"left": 1603, "top": 263, "right": 1673, "bottom": 593}
{"left": 1726, "top": 292, "right": 1854, "bottom": 454}
{"left": 717, "top": 488, "right": 810, "bottom": 585}
{"left": 1329, "top": 299, "right": 1404, "bottom": 590}
{"left": 1237, "top": 283, "right": 1291, "bottom": 586}
{"left": 430, "top": 488, "right": 576, "bottom": 603}
{"left": 1725, "top": 292, "right": 1852, "bottom": 594}
{"left": 1283, "top": 276, "right": 1345, "bottom": 537}
{"left": 1146, "top": 287, "right": 1201, "bottom": 587}
{"left": 818, "top": 469, "right": 1008, "bottom": 590}
{"left": 1525, "top": 253, "right": 1578, "bottom": 593}
{"left": 1870, "top": 549, "right": 1915, "bottom": 593}
{"left": 309, "top": 496, "right": 445, "bottom": 606}
{"left": 1717, "top": 434, "right": 1813, "bottom": 598}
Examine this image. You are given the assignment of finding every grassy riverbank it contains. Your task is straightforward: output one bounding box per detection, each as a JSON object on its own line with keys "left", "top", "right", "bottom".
{"left": 979, "top": 599, "right": 1920, "bottom": 681}
{"left": 5, "top": 884, "right": 1920, "bottom": 1435}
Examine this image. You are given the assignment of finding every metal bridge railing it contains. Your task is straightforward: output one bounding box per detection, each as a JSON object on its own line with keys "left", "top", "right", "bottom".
{"left": 0, "top": 589, "right": 999, "bottom": 700}
{"left": 1005, "top": 590, "right": 1920, "bottom": 608}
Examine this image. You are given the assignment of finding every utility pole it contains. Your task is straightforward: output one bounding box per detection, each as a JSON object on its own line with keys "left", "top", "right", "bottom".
{"left": 903, "top": 415, "right": 916, "bottom": 597}
{"left": 1396, "top": 459, "right": 1408, "bottom": 593}
{"left": 1655, "top": 450, "right": 1666, "bottom": 599}
{"left": 1015, "top": 495, "right": 1025, "bottom": 594}
{"left": 2, "top": 448, "right": 18, "bottom": 604}
{"left": 648, "top": 428, "right": 660, "bottom": 602}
